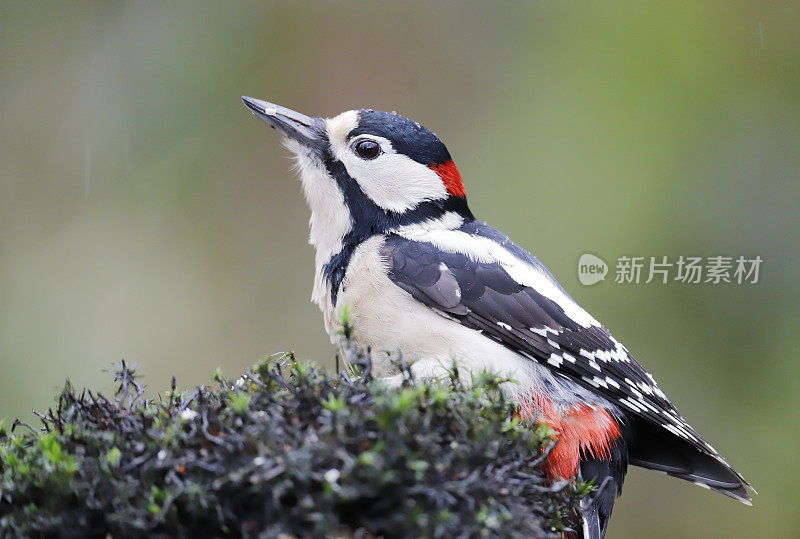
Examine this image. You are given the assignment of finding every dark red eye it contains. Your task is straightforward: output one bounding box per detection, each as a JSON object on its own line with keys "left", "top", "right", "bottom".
{"left": 353, "top": 139, "right": 381, "bottom": 160}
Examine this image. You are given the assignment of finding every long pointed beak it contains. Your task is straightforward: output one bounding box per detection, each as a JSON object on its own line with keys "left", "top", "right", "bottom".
{"left": 241, "top": 96, "right": 323, "bottom": 147}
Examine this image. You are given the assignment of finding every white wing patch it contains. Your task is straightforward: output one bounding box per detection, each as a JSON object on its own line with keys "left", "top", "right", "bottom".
{"left": 400, "top": 228, "right": 601, "bottom": 328}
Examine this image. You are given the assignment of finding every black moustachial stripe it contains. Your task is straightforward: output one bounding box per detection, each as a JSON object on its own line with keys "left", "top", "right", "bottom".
{"left": 321, "top": 155, "right": 472, "bottom": 305}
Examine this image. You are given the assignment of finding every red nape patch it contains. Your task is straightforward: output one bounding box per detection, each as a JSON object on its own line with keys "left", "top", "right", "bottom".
{"left": 430, "top": 160, "right": 465, "bottom": 198}
{"left": 520, "top": 394, "right": 622, "bottom": 481}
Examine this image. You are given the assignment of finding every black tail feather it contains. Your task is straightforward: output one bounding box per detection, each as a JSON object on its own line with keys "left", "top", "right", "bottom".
{"left": 627, "top": 416, "right": 753, "bottom": 504}
{"left": 573, "top": 416, "right": 752, "bottom": 537}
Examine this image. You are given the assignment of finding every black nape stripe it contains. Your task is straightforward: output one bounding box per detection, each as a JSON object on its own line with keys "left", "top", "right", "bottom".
{"left": 322, "top": 156, "right": 471, "bottom": 305}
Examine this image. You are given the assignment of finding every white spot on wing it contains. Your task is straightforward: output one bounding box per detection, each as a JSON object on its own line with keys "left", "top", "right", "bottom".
{"left": 663, "top": 423, "right": 690, "bottom": 440}
{"left": 547, "top": 354, "right": 563, "bottom": 367}
{"left": 619, "top": 399, "right": 640, "bottom": 412}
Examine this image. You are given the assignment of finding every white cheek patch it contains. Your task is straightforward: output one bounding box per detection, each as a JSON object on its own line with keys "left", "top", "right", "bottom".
{"left": 342, "top": 151, "right": 447, "bottom": 213}
{"left": 326, "top": 114, "right": 447, "bottom": 213}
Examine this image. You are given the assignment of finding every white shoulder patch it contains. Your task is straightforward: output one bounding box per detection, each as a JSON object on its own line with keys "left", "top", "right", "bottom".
{"left": 410, "top": 229, "right": 600, "bottom": 328}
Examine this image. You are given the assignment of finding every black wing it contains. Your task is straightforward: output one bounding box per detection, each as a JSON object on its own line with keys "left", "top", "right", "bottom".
{"left": 381, "top": 225, "right": 751, "bottom": 501}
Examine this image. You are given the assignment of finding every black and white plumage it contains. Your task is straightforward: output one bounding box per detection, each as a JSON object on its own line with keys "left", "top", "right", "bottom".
{"left": 242, "top": 96, "right": 753, "bottom": 537}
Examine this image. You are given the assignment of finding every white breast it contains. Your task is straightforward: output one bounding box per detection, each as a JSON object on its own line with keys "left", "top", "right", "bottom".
{"left": 329, "top": 236, "right": 599, "bottom": 409}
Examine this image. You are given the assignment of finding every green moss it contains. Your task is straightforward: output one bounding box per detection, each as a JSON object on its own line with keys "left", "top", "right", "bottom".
{"left": 227, "top": 391, "right": 252, "bottom": 416}
{"left": 0, "top": 344, "right": 588, "bottom": 537}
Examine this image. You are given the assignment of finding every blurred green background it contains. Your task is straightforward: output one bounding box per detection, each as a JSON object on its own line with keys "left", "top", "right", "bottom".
{"left": 1, "top": 1, "right": 798, "bottom": 536}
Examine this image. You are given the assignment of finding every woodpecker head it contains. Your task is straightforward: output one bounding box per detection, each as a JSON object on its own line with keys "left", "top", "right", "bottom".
{"left": 242, "top": 97, "right": 472, "bottom": 247}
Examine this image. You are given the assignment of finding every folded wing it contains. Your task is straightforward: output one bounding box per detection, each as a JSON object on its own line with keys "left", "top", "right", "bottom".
{"left": 381, "top": 226, "right": 751, "bottom": 503}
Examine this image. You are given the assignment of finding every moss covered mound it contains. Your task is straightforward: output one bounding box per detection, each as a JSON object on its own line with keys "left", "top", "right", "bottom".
{"left": 0, "top": 348, "right": 586, "bottom": 538}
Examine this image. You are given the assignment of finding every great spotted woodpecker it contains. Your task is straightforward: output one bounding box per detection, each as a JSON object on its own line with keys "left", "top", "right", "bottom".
{"left": 242, "top": 97, "right": 753, "bottom": 537}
